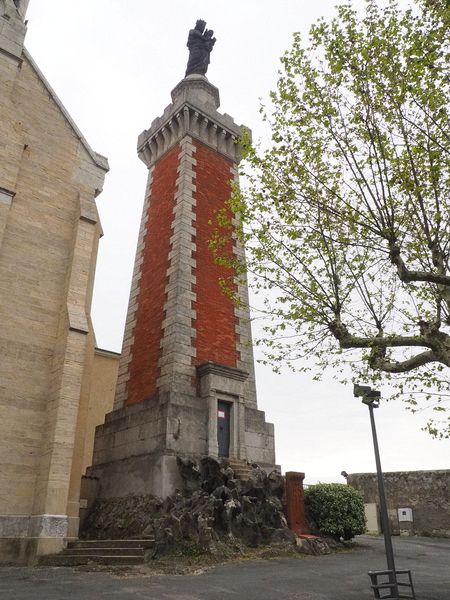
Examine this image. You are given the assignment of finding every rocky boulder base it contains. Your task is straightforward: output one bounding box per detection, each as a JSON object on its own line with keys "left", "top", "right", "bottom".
{"left": 82, "top": 457, "right": 330, "bottom": 557}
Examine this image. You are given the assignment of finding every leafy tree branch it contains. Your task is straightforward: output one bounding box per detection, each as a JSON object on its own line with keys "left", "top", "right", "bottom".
{"left": 214, "top": 0, "right": 450, "bottom": 437}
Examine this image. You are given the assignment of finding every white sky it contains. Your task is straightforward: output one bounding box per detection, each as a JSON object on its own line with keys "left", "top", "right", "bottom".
{"left": 24, "top": 1, "right": 449, "bottom": 482}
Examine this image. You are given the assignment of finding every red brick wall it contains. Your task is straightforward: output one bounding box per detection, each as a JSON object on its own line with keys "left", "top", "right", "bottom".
{"left": 285, "top": 472, "right": 309, "bottom": 535}
{"left": 192, "top": 140, "right": 239, "bottom": 369}
{"left": 125, "top": 144, "right": 180, "bottom": 405}
{"left": 124, "top": 138, "right": 239, "bottom": 406}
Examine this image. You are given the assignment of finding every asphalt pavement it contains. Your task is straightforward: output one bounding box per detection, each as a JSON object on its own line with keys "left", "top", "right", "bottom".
{"left": 0, "top": 535, "right": 448, "bottom": 599}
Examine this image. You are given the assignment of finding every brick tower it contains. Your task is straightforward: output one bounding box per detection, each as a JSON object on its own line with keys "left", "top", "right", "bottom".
{"left": 88, "top": 62, "right": 276, "bottom": 498}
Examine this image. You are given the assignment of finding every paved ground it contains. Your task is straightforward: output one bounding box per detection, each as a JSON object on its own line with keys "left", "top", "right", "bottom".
{"left": 0, "top": 536, "right": 449, "bottom": 599}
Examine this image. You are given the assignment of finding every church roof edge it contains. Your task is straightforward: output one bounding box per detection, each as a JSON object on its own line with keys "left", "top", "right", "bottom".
{"left": 23, "top": 48, "right": 109, "bottom": 173}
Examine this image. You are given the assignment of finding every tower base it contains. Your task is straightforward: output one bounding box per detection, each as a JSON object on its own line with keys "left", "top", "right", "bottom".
{"left": 87, "top": 364, "right": 275, "bottom": 499}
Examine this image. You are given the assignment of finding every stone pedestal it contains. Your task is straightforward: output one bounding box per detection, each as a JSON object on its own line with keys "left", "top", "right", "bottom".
{"left": 88, "top": 75, "right": 276, "bottom": 499}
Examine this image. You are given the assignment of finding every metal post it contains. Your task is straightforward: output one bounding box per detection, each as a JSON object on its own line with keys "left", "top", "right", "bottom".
{"left": 368, "top": 402, "right": 399, "bottom": 598}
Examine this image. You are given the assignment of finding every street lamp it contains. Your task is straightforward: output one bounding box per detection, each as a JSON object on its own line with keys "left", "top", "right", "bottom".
{"left": 354, "top": 384, "right": 402, "bottom": 599}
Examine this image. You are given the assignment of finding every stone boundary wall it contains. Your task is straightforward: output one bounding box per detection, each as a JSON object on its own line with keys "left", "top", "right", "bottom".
{"left": 347, "top": 470, "right": 450, "bottom": 537}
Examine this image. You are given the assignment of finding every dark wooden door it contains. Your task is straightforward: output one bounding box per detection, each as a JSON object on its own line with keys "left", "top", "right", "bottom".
{"left": 217, "top": 401, "right": 231, "bottom": 457}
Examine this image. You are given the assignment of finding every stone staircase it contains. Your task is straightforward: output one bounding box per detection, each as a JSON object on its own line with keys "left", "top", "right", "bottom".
{"left": 227, "top": 458, "right": 253, "bottom": 480}
{"left": 38, "top": 538, "right": 154, "bottom": 567}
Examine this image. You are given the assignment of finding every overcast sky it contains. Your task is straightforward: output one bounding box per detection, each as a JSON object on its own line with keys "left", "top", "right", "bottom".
{"left": 24, "top": 0, "right": 448, "bottom": 482}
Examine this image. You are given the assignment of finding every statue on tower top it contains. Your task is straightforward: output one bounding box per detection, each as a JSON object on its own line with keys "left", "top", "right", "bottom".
{"left": 185, "top": 19, "right": 216, "bottom": 77}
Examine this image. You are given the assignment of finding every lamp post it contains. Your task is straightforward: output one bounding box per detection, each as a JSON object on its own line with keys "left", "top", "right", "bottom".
{"left": 353, "top": 384, "right": 399, "bottom": 599}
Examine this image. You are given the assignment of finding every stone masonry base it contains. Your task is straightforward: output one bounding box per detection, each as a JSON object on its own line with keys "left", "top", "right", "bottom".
{"left": 87, "top": 390, "right": 276, "bottom": 500}
{"left": 0, "top": 535, "right": 65, "bottom": 565}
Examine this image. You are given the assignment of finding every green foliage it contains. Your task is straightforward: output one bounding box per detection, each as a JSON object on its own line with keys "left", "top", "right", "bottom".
{"left": 218, "top": 0, "right": 450, "bottom": 437}
{"left": 305, "top": 483, "right": 366, "bottom": 540}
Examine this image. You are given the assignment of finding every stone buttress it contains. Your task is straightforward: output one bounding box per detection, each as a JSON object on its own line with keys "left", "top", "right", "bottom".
{"left": 88, "top": 75, "right": 276, "bottom": 498}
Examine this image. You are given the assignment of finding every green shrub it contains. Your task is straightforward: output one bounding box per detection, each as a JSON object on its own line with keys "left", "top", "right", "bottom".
{"left": 304, "top": 483, "right": 366, "bottom": 540}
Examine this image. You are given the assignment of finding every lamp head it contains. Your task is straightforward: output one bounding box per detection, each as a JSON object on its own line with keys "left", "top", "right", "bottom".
{"left": 353, "top": 384, "right": 372, "bottom": 397}
{"left": 354, "top": 383, "right": 381, "bottom": 407}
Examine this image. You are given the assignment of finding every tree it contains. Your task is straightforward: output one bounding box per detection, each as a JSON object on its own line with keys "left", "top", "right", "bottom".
{"left": 216, "top": 1, "right": 450, "bottom": 437}
{"left": 304, "top": 483, "right": 366, "bottom": 540}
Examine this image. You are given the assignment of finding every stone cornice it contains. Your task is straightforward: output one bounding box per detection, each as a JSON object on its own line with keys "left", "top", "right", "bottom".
{"left": 137, "top": 76, "right": 250, "bottom": 167}
{"left": 197, "top": 361, "right": 249, "bottom": 382}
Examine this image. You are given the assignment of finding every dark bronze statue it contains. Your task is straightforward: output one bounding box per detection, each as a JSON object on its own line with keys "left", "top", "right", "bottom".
{"left": 185, "top": 20, "right": 216, "bottom": 77}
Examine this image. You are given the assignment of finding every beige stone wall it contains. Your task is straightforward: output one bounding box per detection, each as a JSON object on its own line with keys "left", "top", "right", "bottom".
{"left": 0, "top": 8, "right": 108, "bottom": 562}
{"left": 82, "top": 349, "right": 120, "bottom": 474}
{"left": 348, "top": 470, "right": 450, "bottom": 537}
{"left": 67, "top": 347, "right": 119, "bottom": 537}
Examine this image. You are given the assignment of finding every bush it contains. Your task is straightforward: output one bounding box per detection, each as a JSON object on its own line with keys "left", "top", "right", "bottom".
{"left": 304, "top": 483, "right": 366, "bottom": 541}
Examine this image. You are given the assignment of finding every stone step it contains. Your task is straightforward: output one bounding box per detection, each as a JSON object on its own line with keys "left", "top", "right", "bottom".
{"left": 69, "top": 539, "right": 154, "bottom": 549}
{"left": 228, "top": 459, "right": 251, "bottom": 468}
{"left": 228, "top": 459, "right": 253, "bottom": 480}
{"left": 39, "top": 554, "right": 144, "bottom": 567}
{"left": 62, "top": 546, "right": 145, "bottom": 557}
{"left": 232, "top": 465, "right": 251, "bottom": 472}
{"left": 38, "top": 538, "right": 155, "bottom": 567}
{"left": 234, "top": 472, "right": 252, "bottom": 480}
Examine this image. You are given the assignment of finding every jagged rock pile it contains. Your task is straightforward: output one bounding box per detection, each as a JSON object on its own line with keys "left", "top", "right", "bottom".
{"left": 82, "top": 494, "right": 163, "bottom": 541}
{"left": 82, "top": 457, "right": 298, "bottom": 555}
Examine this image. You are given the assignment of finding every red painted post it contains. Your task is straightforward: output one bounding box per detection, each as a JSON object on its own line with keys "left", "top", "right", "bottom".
{"left": 285, "top": 471, "right": 309, "bottom": 535}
